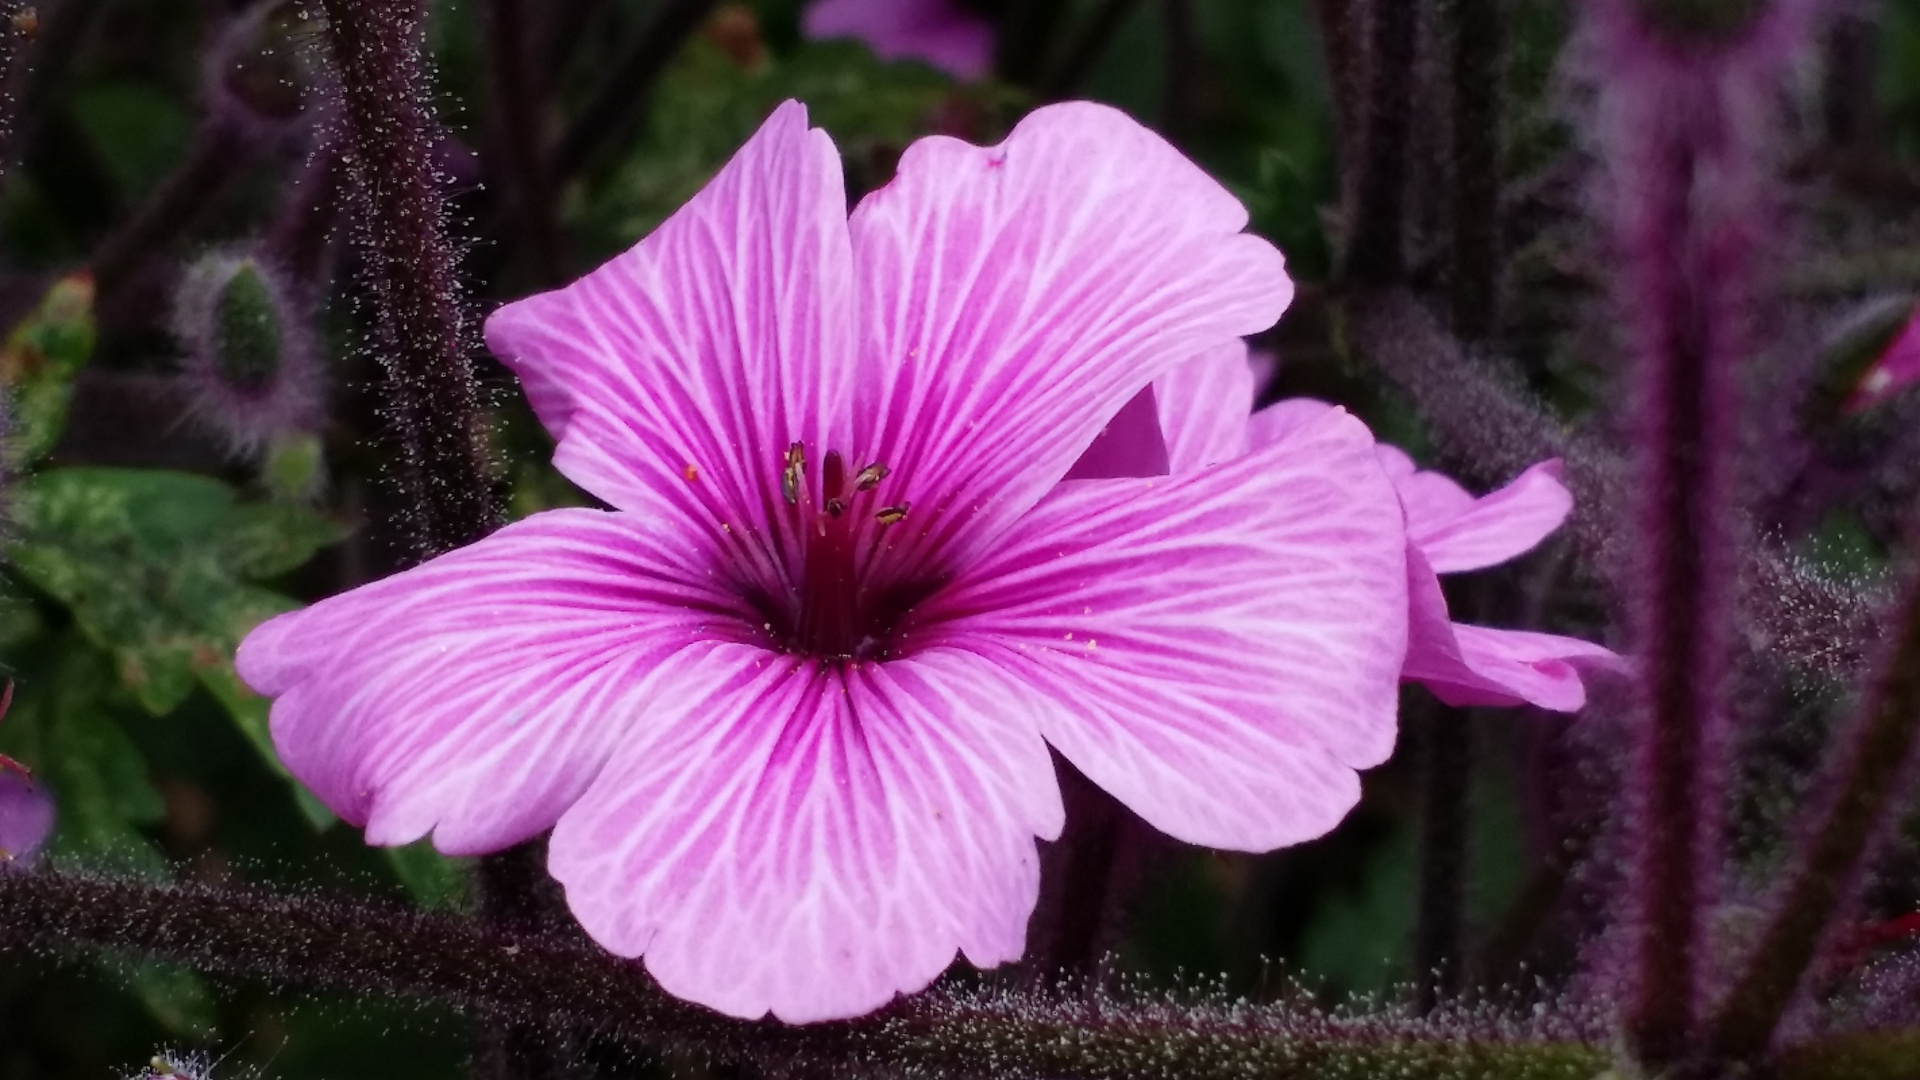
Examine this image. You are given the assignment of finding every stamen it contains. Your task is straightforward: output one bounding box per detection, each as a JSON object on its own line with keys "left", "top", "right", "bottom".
{"left": 854, "top": 462, "right": 890, "bottom": 491}
{"left": 826, "top": 498, "right": 846, "bottom": 518}
{"left": 822, "top": 449, "right": 848, "bottom": 501}
{"left": 875, "top": 502, "right": 910, "bottom": 525}
{"left": 781, "top": 442, "right": 806, "bottom": 506}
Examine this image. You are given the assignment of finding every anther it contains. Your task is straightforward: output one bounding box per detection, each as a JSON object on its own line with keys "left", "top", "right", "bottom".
{"left": 781, "top": 442, "right": 806, "bottom": 506}
{"left": 875, "top": 502, "right": 910, "bottom": 525}
{"left": 854, "top": 462, "right": 890, "bottom": 491}
{"left": 826, "top": 498, "right": 846, "bottom": 518}
{"left": 822, "top": 449, "right": 847, "bottom": 501}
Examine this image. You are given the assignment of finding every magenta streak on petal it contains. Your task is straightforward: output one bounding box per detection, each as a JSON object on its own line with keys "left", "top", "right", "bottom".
{"left": 1846, "top": 308, "right": 1920, "bottom": 414}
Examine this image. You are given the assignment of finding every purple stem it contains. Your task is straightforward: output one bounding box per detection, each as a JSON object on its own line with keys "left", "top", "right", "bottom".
{"left": 1708, "top": 545, "right": 1920, "bottom": 1060}
{"left": 1311, "top": 0, "right": 1364, "bottom": 194}
{"left": 1343, "top": 0, "right": 1415, "bottom": 285}
{"left": 0, "top": 868, "right": 1627, "bottom": 1080}
{"left": 313, "top": 0, "right": 496, "bottom": 560}
{"left": 1593, "top": 1, "right": 1786, "bottom": 1066}
{"left": 482, "top": 0, "right": 562, "bottom": 284}
{"left": 1448, "top": 0, "right": 1502, "bottom": 341}
{"left": 1621, "top": 115, "right": 1728, "bottom": 1072}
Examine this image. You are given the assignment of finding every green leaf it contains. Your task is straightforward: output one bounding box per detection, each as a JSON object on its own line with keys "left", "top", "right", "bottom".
{"left": 385, "top": 840, "right": 471, "bottom": 910}
{"left": 120, "top": 959, "right": 219, "bottom": 1036}
{"left": 1296, "top": 827, "right": 1416, "bottom": 997}
{"left": 9, "top": 468, "right": 345, "bottom": 820}
{"left": 2, "top": 275, "right": 98, "bottom": 463}
{"left": 223, "top": 500, "right": 351, "bottom": 580}
{"left": 69, "top": 82, "right": 195, "bottom": 194}
{"left": 586, "top": 38, "right": 977, "bottom": 253}
{"left": 4, "top": 645, "right": 168, "bottom": 875}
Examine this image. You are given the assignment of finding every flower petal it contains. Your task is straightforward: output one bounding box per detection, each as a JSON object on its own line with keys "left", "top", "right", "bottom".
{"left": 1246, "top": 395, "right": 1340, "bottom": 448}
{"left": 803, "top": 0, "right": 994, "bottom": 79}
{"left": 237, "top": 509, "right": 756, "bottom": 855}
{"left": 0, "top": 770, "right": 54, "bottom": 867}
{"left": 1156, "top": 339, "right": 1257, "bottom": 473}
{"left": 484, "top": 101, "right": 855, "bottom": 556}
{"left": 1411, "top": 459, "right": 1572, "bottom": 574}
{"left": 548, "top": 645, "right": 1062, "bottom": 1023}
{"left": 848, "top": 102, "right": 1290, "bottom": 571}
{"left": 911, "top": 405, "right": 1406, "bottom": 851}
{"left": 1061, "top": 386, "right": 1170, "bottom": 480}
{"left": 1400, "top": 548, "right": 1619, "bottom": 711}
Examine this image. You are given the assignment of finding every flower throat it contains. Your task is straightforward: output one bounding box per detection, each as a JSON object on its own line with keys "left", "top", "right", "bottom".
{"left": 757, "top": 441, "right": 921, "bottom": 662}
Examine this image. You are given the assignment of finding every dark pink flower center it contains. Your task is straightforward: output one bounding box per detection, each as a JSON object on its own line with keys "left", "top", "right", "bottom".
{"left": 745, "top": 442, "right": 929, "bottom": 663}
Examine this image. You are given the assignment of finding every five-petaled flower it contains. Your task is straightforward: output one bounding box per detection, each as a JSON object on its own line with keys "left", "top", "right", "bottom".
{"left": 237, "top": 101, "right": 1412, "bottom": 1022}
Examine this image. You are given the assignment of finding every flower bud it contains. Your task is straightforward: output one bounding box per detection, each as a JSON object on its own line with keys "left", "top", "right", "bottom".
{"left": 172, "top": 253, "right": 324, "bottom": 459}
{"left": 203, "top": 5, "right": 315, "bottom": 143}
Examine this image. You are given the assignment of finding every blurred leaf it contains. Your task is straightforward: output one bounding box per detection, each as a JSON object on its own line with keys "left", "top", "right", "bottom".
{"left": 224, "top": 500, "right": 351, "bottom": 580}
{"left": 1296, "top": 826, "right": 1415, "bottom": 998}
{"left": 2, "top": 274, "right": 97, "bottom": 463}
{"left": 197, "top": 658, "right": 335, "bottom": 831}
{"left": 4, "top": 645, "right": 168, "bottom": 875}
{"left": 1239, "top": 147, "right": 1334, "bottom": 282}
{"left": 586, "top": 38, "right": 972, "bottom": 252}
{"left": 9, "top": 469, "right": 343, "bottom": 815}
{"left": 121, "top": 960, "right": 218, "bottom": 1037}
{"left": 385, "top": 840, "right": 472, "bottom": 910}
{"left": 69, "top": 82, "right": 195, "bottom": 194}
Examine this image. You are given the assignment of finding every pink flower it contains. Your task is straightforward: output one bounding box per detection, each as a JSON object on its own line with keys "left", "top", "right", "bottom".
{"left": 1361, "top": 439, "right": 1617, "bottom": 711}
{"left": 236, "top": 102, "right": 1409, "bottom": 1021}
{"left": 802, "top": 0, "right": 993, "bottom": 79}
{"left": 1078, "top": 346, "right": 1618, "bottom": 711}
{"left": 0, "top": 768, "right": 53, "bottom": 868}
{"left": 1846, "top": 307, "right": 1920, "bottom": 414}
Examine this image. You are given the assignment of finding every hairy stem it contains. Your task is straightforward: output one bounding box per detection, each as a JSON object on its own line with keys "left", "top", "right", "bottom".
{"left": 483, "top": 0, "right": 562, "bottom": 284}
{"left": 1448, "top": 0, "right": 1503, "bottom": 341}
{"left": 1590, "top": 2, "right": 1786, "bottom": 1065}
{"left": 314, "top": 0, "right": 496, "bottom": 560}
{"left": 1342, "top": 0, "right": 1416, "bottom": 284}
{"left": 1621, "top": 117, "right": 1727, "bottom": 1070}
{"left": 1708, "top": 546, "right": 1920, "bottom": 1060}
{"left": 1311, "top": 0, "right": 1364, "bottom": 189}
{"left": 0, "top": 868, "right": 1620, "bottom": 1080}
